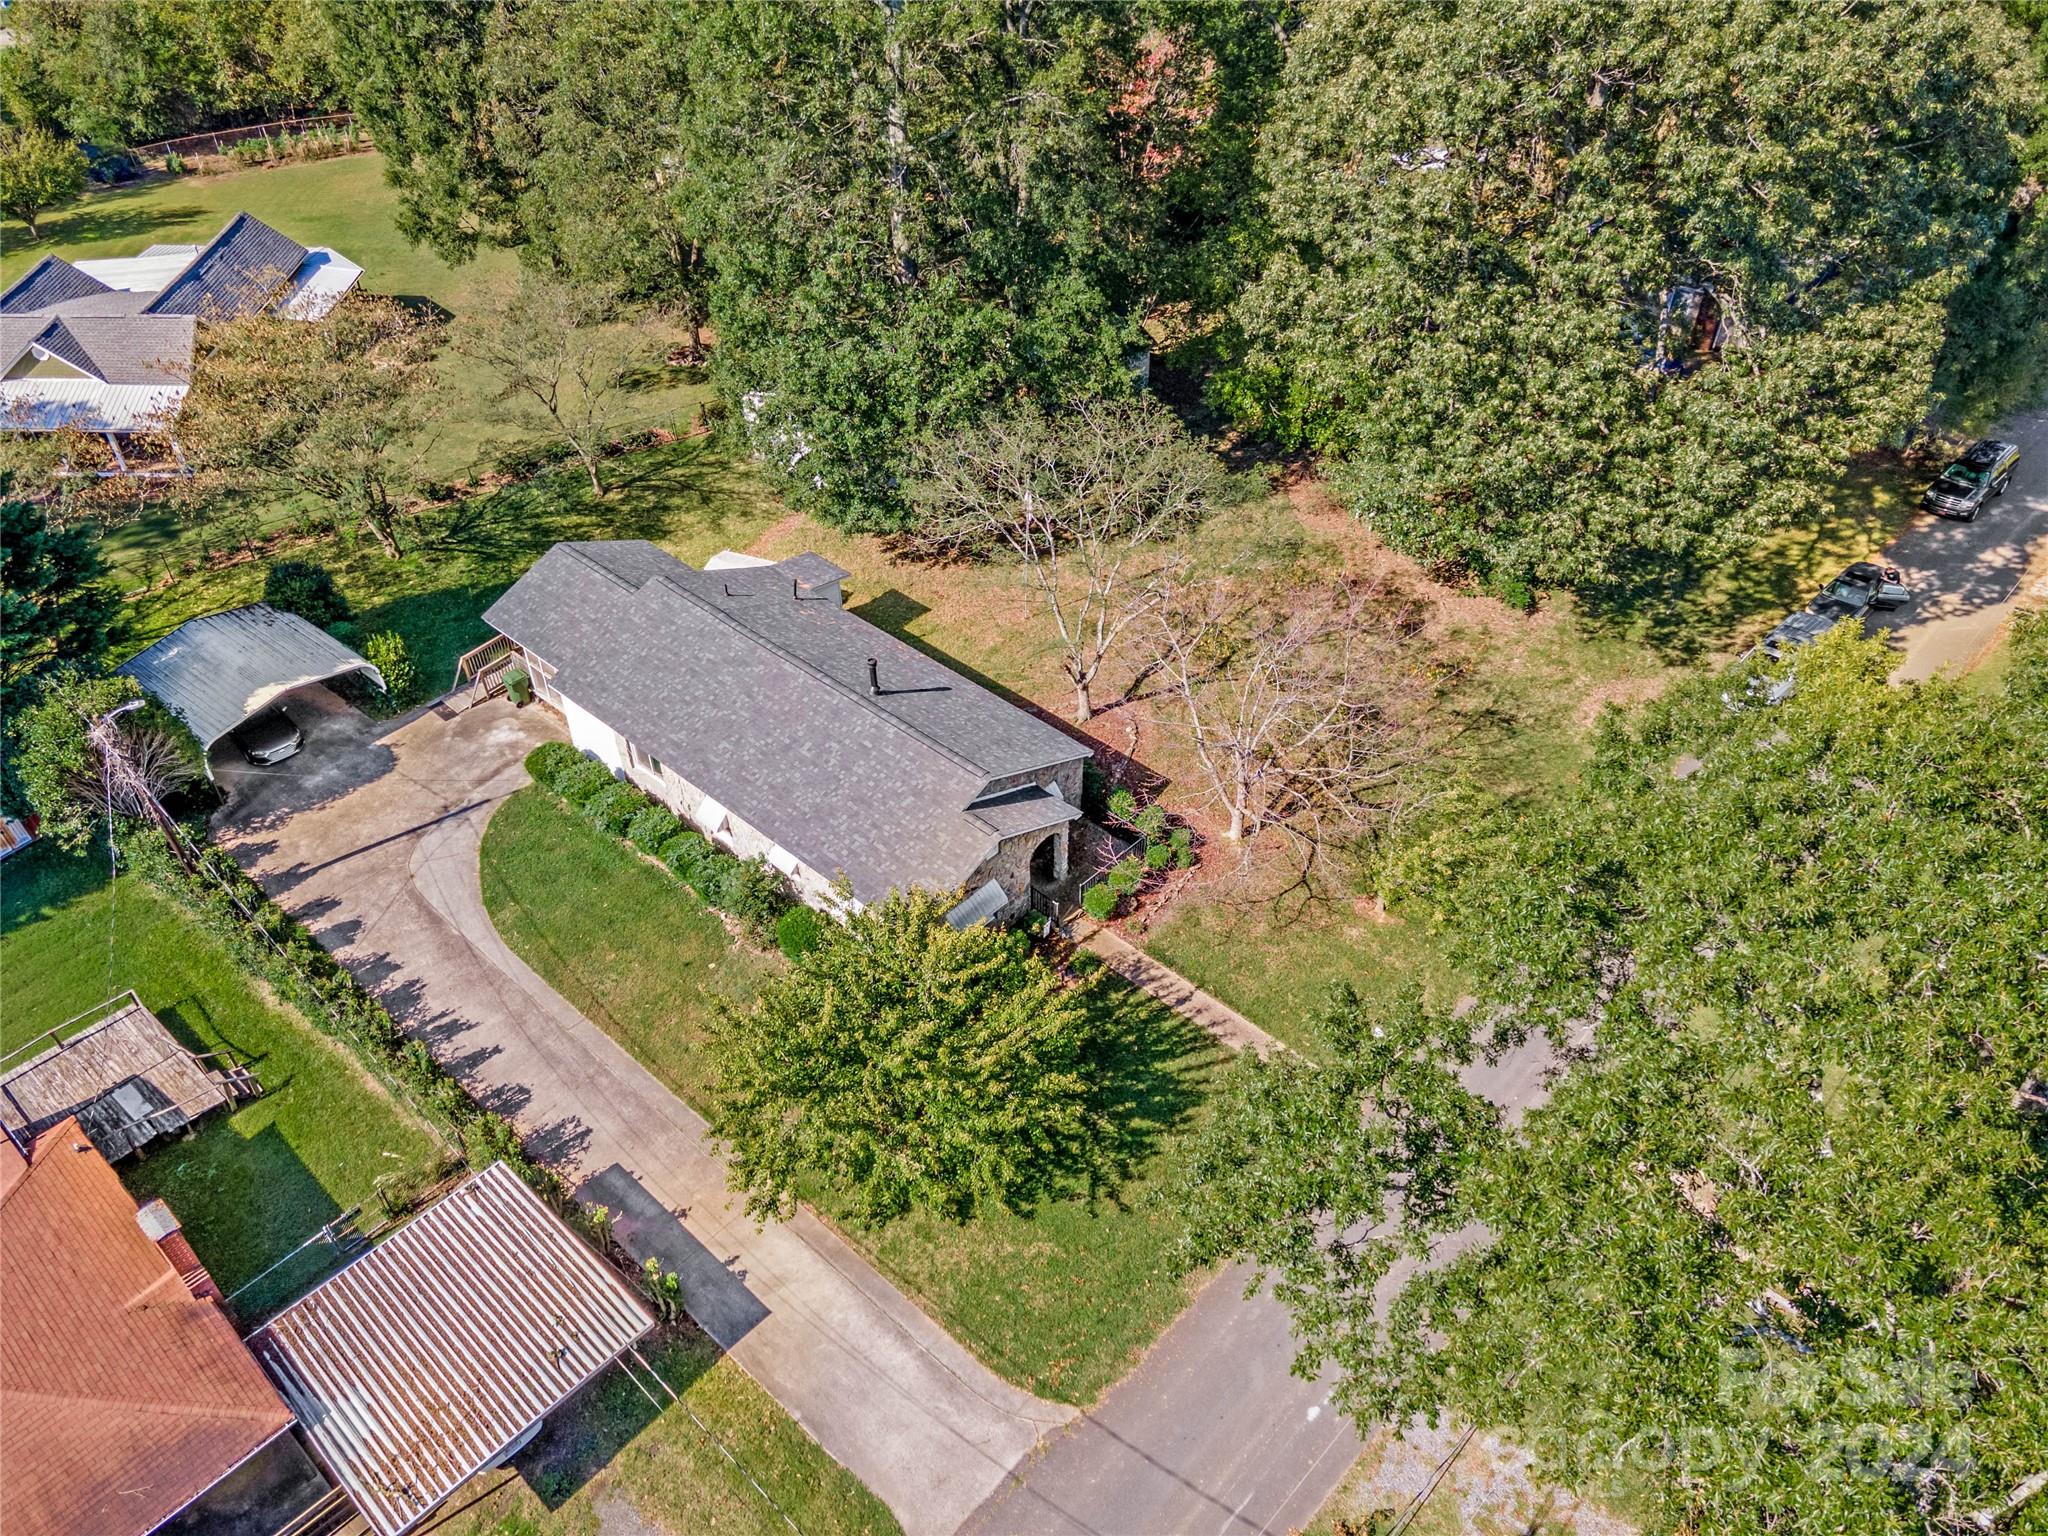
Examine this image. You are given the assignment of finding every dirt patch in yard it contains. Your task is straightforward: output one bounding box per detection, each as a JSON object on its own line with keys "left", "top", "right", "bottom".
{"left": 1310, "top": 1419, "right": 1636, "bottom": 1536}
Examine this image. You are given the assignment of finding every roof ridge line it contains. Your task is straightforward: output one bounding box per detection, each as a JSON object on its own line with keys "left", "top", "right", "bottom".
{"left": 559, "top": 541, "right": 657, "bottom": 597}
{"left": 649, "top": 568, "right": 993, "bottom": 784}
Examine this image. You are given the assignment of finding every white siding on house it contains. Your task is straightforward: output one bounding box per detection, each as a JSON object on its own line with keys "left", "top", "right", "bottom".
{"left": 560, "top": 693, "right": 626, "bottom": 772}
{"left": 551, "top": 682, "right": 858, "bottom": 919}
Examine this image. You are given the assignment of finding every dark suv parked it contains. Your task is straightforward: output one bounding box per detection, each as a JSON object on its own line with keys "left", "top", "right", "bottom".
{"left": 1921, "top": 439, "right": 2020, "bottom": 521}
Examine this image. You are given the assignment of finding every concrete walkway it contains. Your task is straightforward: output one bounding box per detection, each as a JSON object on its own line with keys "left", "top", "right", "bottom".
{"left": 216, "top": 690, "right": 1070, "bottom": 1536}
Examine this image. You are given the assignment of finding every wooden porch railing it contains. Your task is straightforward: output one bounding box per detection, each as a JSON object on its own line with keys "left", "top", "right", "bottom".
{"left": 450, "top": 635, "right": 517, "bottom": 709}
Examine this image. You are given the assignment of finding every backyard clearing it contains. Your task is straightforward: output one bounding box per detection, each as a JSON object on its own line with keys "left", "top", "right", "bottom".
{"left": 419, "top": 1325, "right": 902, "bottom": 1536}
{"left": 741, "top": 461, "right": 1933, "bottom": 1053}
{"left": 0, "top": 842, "right": 447, "bottom": 1312}
{"left": 480, "top": 784, "right": 1225, "bottom": 1405}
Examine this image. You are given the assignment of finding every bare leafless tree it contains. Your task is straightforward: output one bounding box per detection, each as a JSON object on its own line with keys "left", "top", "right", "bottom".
{"left": 910, "top": 397, "right": 1229, "bottom": 722}
{"left": 1144, "top": 574, "right": 1434, "bottom": 877}
{"left": 459, "top": 273, "right": 634, "bottom": 498}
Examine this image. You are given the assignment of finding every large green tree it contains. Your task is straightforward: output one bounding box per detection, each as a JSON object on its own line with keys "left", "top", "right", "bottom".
{"left": 177, "top": 296, "right": 442, "bottom": 558}
{"left": 1224, "top": 0, "right": 2040, "bottom": 593}
{"left": 1932, "top": 0, "right": 2048, "bottom": 426}
{"left": 1178, "top": 622, "right": 2048, "bottom": 1533}
{"left": 482, "top": 0, "right": 711, "bottom": 327}
{"left": 709, "top": 890, "right": 1114, "bottom": 1224}
{"left": 0, "top": 486, "right": 118, "bottom": 814}
{"left": 0, "top": 122, "right": 85, "bottom": 238}
{"left": 328, "top": 0, "right": 1268, "bottom": 531}
{"left": 324, "top": 0, "right": 519, "bottom": 258}
{"left": 1, "top": 0, "right": 336, "bottom": 147}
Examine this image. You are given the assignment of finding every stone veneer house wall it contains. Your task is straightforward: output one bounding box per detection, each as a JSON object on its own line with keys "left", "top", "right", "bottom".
{"left": 483, "top": 541, "right": 1090, "bottom": 924}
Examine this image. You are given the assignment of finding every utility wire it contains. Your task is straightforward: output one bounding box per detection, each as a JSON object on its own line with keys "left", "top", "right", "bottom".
{"left": 624, "top": 1346, "right": 803, "bottom": 1536}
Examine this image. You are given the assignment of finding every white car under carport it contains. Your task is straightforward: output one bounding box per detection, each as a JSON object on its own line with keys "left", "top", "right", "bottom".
{"left": 115, "top": 603, "right": 386, "bottom": 776}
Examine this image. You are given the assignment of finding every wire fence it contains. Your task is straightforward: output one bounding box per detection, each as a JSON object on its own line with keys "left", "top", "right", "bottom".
{"left": 131, "top": 112, "right": 363, "bottom": 163}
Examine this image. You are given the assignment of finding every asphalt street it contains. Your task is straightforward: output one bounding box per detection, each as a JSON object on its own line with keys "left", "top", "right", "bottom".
{"left": 963, "top": 1030, "right": 1563, "bottom": 1536}
{"left": 1877, "top": 407, "right": 2048, "bottom": 681}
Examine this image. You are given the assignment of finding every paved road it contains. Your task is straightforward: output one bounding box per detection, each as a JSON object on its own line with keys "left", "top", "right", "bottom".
{"left": 215, "top": 690, "right": 1071, "bottom": 1536}
{"left": 962, "top": 1020, "right": 1565, "bottom": 1536}
{"left": 1877, "top": 407, "right": 2048, "bottom": 682}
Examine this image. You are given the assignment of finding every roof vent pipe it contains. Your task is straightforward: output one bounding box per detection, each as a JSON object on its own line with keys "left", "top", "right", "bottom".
{"left": 867, "top": 658, "right": 881, "bottom": 696}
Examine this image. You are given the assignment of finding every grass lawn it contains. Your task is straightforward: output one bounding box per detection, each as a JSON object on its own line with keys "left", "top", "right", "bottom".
{"left": 0, "top": 842, "right": 448, "bottom": 1309}
{"left": 118, "top": 435, "right": 786, "bottom": 699}
{"left": 433, "top": 1324, "right": 900, "bottom": 1536}
{"left": 2, "top": 155, "right": 729, "bottom": 622}
{"left": 479, "top": 786, "right": 1223, "bottom": 1404}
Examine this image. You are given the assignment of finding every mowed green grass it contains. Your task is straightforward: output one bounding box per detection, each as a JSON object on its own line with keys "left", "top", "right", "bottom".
{"left": 119, "top": 435, "right": 787, "bottom": 698}
{"left": 3, "top": 154, "right": 737, "bottom": 654}
{"left": 480, "top": 786, "right": 1223, "bottom": 1403}
{"left": 433, "top": 1325, "right": 901, "bottom": 1536}
{"left": 0, "top": 843, "right": 447, "bottom": 1304}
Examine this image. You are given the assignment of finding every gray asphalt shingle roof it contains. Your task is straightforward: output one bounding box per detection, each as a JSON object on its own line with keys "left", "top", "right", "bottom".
{"left": 486, "top": 542, "right": 1088, "bottom": 903}
{"left": 143, "top": 212, "right": 308, "bottom": 319}
{"left": 0, "top": 257, "right": 113, "bottom": 315}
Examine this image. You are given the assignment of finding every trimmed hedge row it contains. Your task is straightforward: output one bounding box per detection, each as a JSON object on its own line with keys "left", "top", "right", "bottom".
{"left": 523, "top": 742, "right": 800, "bottom": 945}
{"left": 125, "top": 832, "right": 566, "bottom": 1205}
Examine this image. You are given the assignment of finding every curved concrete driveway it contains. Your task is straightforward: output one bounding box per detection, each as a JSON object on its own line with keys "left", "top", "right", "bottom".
{"left": 216, "top": 689, "right": 1069, "bottom": 1536}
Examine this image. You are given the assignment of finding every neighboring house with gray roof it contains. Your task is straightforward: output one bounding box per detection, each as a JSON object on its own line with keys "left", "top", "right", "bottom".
{"left": 0, "top": 212, "right": 361, "bottom": 471}
{"left": 485, "top": 541, "right": 1091, "bottom": 924}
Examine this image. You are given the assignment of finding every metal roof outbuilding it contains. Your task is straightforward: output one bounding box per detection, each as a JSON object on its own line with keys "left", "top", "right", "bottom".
{"left": 247, "top": 1162, "right": 655, "bottom": 1536}
{"left": 116, "top": 604, "right": 385, "bottom": 764}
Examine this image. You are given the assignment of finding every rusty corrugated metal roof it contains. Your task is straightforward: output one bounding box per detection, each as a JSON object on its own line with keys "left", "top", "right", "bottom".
{"left": 0, "top": 1119, "right": 294, "bottom": 1536}
{"left": 248, "top": 1162, "right": 653, "bottom": 1536}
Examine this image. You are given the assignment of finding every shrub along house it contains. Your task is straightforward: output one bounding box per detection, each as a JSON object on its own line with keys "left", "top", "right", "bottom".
{"left": 484, "top": 541, "right": 1090, "bottom": 925}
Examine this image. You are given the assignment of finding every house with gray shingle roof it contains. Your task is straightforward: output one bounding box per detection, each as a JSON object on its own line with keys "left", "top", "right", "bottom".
{"left": 485, "top": 541, "right": 1091, "bottom": 924}
{"left": 0, "top": 212, "right": 361, "bottom": 470}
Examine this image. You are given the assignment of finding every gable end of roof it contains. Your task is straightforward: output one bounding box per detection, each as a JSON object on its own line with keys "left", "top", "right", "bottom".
{"left": 1, "top": 257, "right": 116, "bottom": 316}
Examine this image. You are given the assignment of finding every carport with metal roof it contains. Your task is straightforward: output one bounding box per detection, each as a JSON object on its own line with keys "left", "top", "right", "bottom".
{"left": 246, "top": 1162, "right": 655, "bottom": 1536}
{"left": 116, "top": 604, "right": 385, "bottom": 773}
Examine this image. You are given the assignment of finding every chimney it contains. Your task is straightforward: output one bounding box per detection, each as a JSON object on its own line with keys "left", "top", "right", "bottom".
{"left": 136, "top": 1198, "right": 220, "bottom": 1300}
{"left": 867, "top": 658, "right": 881, "bottom": 696}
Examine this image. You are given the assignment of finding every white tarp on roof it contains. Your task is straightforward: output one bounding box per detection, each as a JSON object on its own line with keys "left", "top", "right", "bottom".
{"left": 248, "top": 1163, "right": 654, "bottom": 1536}
{"left": 115, "top": 603, "right": 385, "bottom": 758}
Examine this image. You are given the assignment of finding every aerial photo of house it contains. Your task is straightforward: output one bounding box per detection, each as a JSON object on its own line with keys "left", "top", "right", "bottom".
{"left": 0, "top": 211, "right": 359, "bottom": 468}
{"left": 1, "top": 9, "right": 2044, "bottom": 1536}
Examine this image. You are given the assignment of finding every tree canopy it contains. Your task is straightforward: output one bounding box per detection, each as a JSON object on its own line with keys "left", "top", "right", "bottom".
{"left": 177, "top": 295, "right": 442, "bottom": 558}
{"left": 1222, "top": 0, "right": 2043, "bottom": 592}
{"left": 0, "top": 487, "right": 118, "bottom": 815}
{"left": 0, "top": 0, "right": 337, "bottom": 148}
{"left": 0, "top": 122, "right": 86, "bottom": 239}
{"left": 325, "top": 0, "right": 1269, "bottom": 531}
{"left": 1179, "top": 620, "right": 2048, "bottom": 1533}
{"left": 709, "top": 890, "right": 1115, "bottom": 1225}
